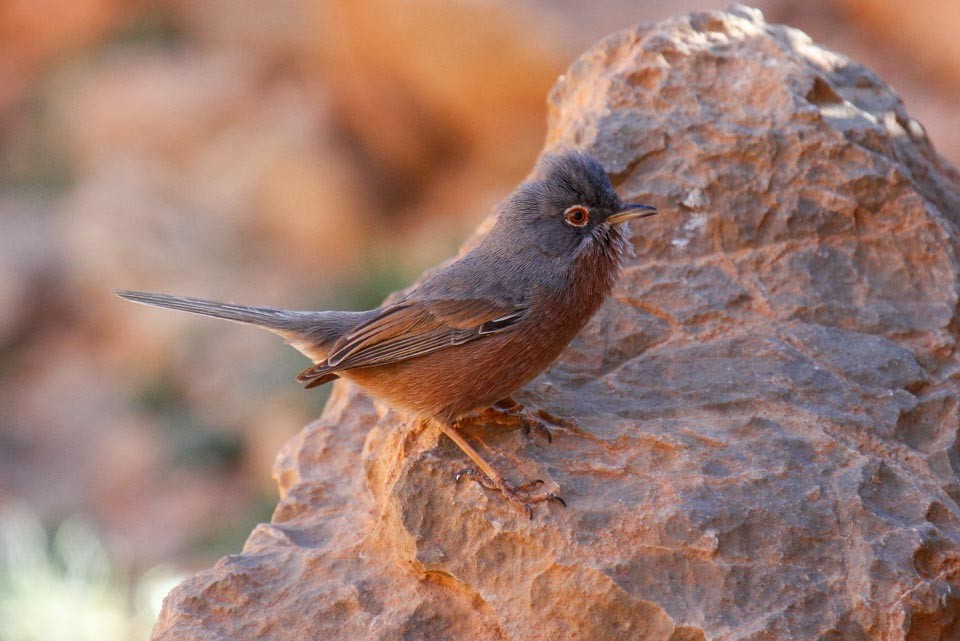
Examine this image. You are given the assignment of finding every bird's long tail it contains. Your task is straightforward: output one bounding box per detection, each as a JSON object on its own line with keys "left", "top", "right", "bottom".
{"left": 114, "top": 290, "right": 312, "bottom": 334}
{"left": 116, "top": 290, "right": 362, "bottom": 385}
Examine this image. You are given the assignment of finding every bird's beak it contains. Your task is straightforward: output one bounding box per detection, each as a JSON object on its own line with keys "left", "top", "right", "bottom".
{"left": 607, "top": 203, "right": 659, "bottom": 225}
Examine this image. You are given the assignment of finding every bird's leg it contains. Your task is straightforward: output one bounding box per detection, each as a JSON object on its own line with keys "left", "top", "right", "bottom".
{"left": 474, "top": 396, "right": 573, "bottom": 443}
{"left": 437, "top": 420, "right": 565, "bottom": 518}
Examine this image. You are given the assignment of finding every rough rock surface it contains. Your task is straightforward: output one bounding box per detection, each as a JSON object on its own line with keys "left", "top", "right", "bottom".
{"left": 152, "top": 7, "right": 960, "bottom": 641}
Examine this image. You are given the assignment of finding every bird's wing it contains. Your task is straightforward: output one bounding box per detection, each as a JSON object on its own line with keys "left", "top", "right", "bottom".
{"left": 295, "top": 297, "right": 526, "bottom": 388}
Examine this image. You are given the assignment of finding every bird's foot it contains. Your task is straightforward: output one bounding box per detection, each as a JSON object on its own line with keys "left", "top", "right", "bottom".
{"left": 455, "top": 467, "right": 566, "bottom": 519}
{"left": 474, "top": 397, "right": 573, "bottom": 444}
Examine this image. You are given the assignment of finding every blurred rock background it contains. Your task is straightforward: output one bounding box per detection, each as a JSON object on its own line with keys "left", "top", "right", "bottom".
{"left": 0, "top": 1, "right": 957, "bottom": 638}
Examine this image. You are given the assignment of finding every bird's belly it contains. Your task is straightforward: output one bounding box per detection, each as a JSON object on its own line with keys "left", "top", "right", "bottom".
{"left": 339, "top": 329, "right": 568, "bottom": 422}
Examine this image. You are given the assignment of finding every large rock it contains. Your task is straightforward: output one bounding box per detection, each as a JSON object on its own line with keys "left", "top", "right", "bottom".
{"left": 151, "top": 7, "right": 960, "bottom": 640}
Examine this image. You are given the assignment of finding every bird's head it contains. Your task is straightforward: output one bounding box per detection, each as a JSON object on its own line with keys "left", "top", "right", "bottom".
{"left": 493, "top": 149, "right": 658, "bottom": 271}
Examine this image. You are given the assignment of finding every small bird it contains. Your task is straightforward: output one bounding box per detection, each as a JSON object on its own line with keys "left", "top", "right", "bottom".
{"left": 117, "top": 150, "right": 657, "bottom": 516}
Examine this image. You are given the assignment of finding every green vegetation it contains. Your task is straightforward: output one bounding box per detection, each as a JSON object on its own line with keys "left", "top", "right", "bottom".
{"left": 0, "top": 505, "right": 182, "bottom": 641}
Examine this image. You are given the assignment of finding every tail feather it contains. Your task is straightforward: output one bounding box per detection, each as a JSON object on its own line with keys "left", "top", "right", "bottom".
{"left": 116, "top": 289, "right": 373, "bottom": 374}
{"left": 114, "top": 290, "right": 309, "bottom": 333}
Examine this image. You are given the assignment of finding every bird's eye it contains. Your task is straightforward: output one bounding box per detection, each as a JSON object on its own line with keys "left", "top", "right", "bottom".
{"left": 564, "top": 205, "right": 590, "bottom": 227}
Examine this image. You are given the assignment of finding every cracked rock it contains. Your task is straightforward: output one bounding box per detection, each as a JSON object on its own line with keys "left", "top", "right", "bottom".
{"left": 153, "top": 7, "right": 960, "bottom": 641}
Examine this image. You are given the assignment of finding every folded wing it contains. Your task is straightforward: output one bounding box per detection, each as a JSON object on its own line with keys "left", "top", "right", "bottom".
{"left": 295, "top": 297, "right": 526, "bottom": 389}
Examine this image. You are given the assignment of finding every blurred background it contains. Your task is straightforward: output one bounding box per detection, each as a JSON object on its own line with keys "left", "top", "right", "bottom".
{"left": 0, "top": 0, "right": 957, "bottom": 638}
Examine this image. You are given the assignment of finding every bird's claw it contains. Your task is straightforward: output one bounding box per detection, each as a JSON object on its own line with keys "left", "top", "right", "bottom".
{"left": 455, "top": 467, "right": 498, "bottom": 490}
{"left": 455, "top": 467, "right": 566, "bottom": 518}
{"left": 477, "top": 398, "right": 569, "bottom": 444}
{"left": 522, "top": 421, "right": 553, "bottom": 444}
{"left": 516, "top": 479, "right": 544, "bottom": 491}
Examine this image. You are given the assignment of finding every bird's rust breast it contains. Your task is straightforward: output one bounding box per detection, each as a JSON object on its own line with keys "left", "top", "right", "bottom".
{"left": 341, "top": 285, "right": 606, "bottom": 421}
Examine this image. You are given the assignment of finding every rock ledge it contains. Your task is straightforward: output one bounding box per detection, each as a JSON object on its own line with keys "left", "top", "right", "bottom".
{"left": 153, "top": 7, "right": 960, "bottom": 641}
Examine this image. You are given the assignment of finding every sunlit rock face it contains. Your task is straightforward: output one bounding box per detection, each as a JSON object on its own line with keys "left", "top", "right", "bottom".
{"left": 152, "top": 8, "right": 960, "bottom": 641}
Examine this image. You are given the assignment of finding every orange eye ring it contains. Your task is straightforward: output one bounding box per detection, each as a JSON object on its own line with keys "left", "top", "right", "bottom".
{"left": 564, "top": 205, "right": 590, "bottom": 227}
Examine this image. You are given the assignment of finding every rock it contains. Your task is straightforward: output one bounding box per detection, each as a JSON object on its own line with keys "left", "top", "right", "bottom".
{"left": 56, "top": 48, "right": 374, "bottom": 281}
{"left": 151, "top": 7, "right": 960, "bottom": 641}
{"left": 841, "top": 0, "right": 960, "bottom": 167}
{"left": 758, "top": 0, "right": 960, "bottom": 176}
{"left": 0, "top": 197, "right": 63, "bottom": 347}
{"left": 835, "top": 0, "right": 960, "bottom": 87}
{"left": 0, "top": 0, "right": 129, "bottom": 113}
{"left": 298, "top": 0, "right": 663, "bottom": 208}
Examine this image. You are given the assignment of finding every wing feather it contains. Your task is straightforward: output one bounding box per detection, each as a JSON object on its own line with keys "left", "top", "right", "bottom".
{"left": 295, "top": 297, "right": 525, "bottom": 387}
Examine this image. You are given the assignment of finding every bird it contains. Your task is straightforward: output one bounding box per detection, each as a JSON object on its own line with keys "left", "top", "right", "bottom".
{"left": 117, "top": 149, "right": 658, "bottom": 517}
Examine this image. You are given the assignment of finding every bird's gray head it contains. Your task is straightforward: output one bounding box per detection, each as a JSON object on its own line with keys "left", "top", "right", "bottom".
{"left": 494, "top": 149, "right": 658, "bottom": 264}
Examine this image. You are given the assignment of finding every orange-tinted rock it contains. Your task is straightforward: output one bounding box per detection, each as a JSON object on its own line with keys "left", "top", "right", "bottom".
{"left": 152, "top": 8, "right": 960, "bottom": 640}
{"left": 0, "top": 0, "right": 127, "bottom": 113}
{"left": 294, "top": 0, "right": 661, "bottom": 213}
{"left": 836, "top": 0, "right": 960, "bottom": 87}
